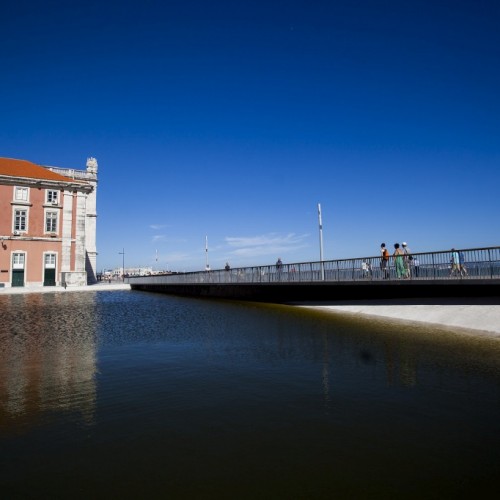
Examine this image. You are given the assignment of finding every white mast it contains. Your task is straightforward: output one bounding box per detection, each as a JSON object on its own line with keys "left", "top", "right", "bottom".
{"left": 318, "top": 203, "right": 325, "bottom": 280}
{"left": 205, "top": 235, "right": 210, "bottom": 270}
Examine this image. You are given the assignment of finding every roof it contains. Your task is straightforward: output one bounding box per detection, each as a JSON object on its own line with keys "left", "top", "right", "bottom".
{"left": 0, "top": 157, "right": 77, "bottom": 183}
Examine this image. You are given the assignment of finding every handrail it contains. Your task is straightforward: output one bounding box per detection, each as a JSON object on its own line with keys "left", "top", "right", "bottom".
{"left": 127, "top": 246, "right": 500, "bottom": 285}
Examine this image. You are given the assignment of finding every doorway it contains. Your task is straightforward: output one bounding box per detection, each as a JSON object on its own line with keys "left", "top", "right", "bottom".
{"left": 43, "top": 253, "right": 56, "bottom": 286}
{"left": 12, "top": 253, "right": 25, "bottom": 287}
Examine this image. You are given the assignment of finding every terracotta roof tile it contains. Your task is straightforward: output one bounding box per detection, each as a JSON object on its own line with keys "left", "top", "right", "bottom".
{"left": 0, "top": 157, "right": 77, "bottom": 182}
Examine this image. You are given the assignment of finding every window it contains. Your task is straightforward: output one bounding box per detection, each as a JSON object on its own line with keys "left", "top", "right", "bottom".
{"left": 15, "top": 187, "right": 28, "bottom": 201}
{"left": 13, "top": 253, "right": 25, "bottom": 268}
{"left": 14, "top": 210, "right": 27, "bottom": 232}
{"left": 47, "top": 190, "right": 58, "bottom": 204}
{"left": 46, "top": 211, "right": 58, "bottom": 233}
{"left": 45, "top": 254, "right": 56, "bottom": 268}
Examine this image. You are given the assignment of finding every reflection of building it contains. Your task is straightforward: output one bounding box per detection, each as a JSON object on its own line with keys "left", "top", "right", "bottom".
{"left": 0, "top": 293, "right": 97, "bottom": 428}
{"left": 0, "top": 157, "right": 97, "bottom": 287}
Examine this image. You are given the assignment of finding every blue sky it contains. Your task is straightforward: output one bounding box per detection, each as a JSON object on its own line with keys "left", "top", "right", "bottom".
{"left": 2, "top": 0, "right": 499, "bottom": 271}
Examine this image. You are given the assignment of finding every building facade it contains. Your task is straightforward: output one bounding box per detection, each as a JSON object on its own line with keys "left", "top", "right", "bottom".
{"left": 0, "top": 157, "right": 98, "bottom": 288}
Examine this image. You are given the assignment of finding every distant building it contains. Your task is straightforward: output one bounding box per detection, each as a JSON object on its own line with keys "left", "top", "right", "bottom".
{"left": 0, "top": 157, "right": 98, "bottom": 288}
{"left": 109, "top": 267, "right": 153, "bottom": 278}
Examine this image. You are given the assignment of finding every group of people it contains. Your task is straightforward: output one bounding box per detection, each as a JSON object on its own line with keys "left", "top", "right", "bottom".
{"left": 222, "top": 246, "right": 468, "bottom": 280}
{"left": 380, "top": 242, "right": 415, "bottom": 279}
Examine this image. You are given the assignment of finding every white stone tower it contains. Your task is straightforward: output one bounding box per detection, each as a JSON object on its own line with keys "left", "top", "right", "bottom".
{"left": 85, "top": 157, "right": 98, "bottom": 284}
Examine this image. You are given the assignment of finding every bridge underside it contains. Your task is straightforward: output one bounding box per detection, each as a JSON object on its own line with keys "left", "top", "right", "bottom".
{"left": 130, "top": 279, "right": 500, "bottom": 304}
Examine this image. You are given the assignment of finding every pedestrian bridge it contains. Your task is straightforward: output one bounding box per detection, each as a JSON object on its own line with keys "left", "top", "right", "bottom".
{"left": 126, "top": 246, "right": 500, "bottom": 303}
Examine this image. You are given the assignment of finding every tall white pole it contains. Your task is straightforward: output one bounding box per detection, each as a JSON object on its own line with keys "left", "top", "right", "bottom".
{"left": 119, "top": 248, "right": 125, "bottom": 282}
{"left": 318, "top": 203, "right": 325, "bottom": 280}
{"left": 205, "top": 235, "right": 209, "bottom": 270}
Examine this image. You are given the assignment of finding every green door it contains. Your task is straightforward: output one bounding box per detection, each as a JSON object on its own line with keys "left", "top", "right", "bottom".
{"left": 12, "top": 253, "right": 25, "bottom": 287}
{"left": 43, "top": 268, "right": 56, "bottom": 286}
{"left": 43, "top": 254, "right": 57, "bottom": 286}
{"left": 12, "top": 269, "right": 24, "bottom": 287}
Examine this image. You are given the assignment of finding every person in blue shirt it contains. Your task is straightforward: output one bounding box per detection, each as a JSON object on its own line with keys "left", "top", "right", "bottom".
{"left": 450, "top": 249, "right": 462, "bottom": 277}
{"left": 459, "top": 251, "right": 468, "bottom": 276}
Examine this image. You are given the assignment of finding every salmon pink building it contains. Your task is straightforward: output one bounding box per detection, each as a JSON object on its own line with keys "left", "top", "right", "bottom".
{"left": 0, "top": 157, "right": 98, "bottom": 288}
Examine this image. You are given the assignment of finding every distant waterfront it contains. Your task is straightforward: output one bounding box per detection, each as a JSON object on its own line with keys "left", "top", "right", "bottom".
{"left": 1, "top": 290, "right": 500, "bottom": 498}
{"left": 0, "top": 282, "right": 130, "bottom": 294}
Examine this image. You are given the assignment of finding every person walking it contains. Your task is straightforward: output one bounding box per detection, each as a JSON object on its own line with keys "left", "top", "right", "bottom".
{"left": 276, "top": 257, "right": 283, "bottom": 281}
{"left": 362, "top": 260, "right": 369, "bottom": 278}
{"left": 393, "top": 243, "right": 406, "bottom": 279}
{"left": 450, "top": 249, "right": 462, "bottom": 277}
{"left": 402, "top": 242, "right": 412, "bottom": 278}
{"left": 459, "top": 251, "right": 468, "bottom": 276}
{"left": 364, "top": 260, "right": 373, "bottom": 279}
{"left": 380, "top": 243, "right": 390, "bottom": 279}
{"left": 412, "top": 256, "right": 420, "bottom": 278}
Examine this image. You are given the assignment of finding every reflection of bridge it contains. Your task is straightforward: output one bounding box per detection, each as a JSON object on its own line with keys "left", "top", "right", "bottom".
{"left": 127, "top": 246, "right": 500, "bottom": 302}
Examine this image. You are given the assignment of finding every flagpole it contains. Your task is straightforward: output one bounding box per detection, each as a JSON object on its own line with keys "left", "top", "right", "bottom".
{"left": 205, "top": 235, "right": 209, "bottom": 270}
{"left": 318, "top": 203, "right": 325, "bottom": 280}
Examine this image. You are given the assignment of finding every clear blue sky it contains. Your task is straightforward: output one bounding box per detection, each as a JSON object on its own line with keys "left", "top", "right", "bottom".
{"left": 2, "top": 0, "right": 499, "bottom": 271}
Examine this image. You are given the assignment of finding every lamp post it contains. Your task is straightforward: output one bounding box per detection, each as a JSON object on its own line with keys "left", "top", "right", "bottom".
{"left": 119, "top": 248, "right": 125, "bottom": 282}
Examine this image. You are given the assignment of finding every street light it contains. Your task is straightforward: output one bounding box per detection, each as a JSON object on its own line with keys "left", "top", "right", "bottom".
{"left": 119, "top": 248, "right": 125, "bottom": 282}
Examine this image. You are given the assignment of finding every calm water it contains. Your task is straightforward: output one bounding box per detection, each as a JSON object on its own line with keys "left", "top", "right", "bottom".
{"left": 1, "top": 290, "right": 500, "bottom": 499}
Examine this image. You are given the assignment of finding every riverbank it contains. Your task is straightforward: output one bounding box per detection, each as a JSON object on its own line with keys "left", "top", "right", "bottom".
{"left": 296, "top": 297, "right": 500, "bottom": 337}
{"left": 0, "top": 282, "right": 131, "bottom": 294}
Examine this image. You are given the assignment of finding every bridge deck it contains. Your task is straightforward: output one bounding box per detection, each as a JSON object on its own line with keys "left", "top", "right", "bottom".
{"left": 127, "top": 246, "right": 500, "bottom": 303}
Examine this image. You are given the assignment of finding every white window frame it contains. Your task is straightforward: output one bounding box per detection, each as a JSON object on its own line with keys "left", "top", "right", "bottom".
{"left": 44, "top": 253, "right": 57, "bottom": 268}
{"left": 12, "top": 252, "right": 26, "bottom": 269}
{"left": 13, "top": 208, "right": 28, "bottom": 233}
{"left": 14, "top": 186, "right": 29, "bottom": 202}
{"left": 45, "top": 211, "right": 58, "bottom": 233}
{"left": 46, "top": 190, "right": 58, "bottom": 204}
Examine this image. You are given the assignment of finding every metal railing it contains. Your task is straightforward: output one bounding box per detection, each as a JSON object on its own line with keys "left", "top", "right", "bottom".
{"left": 127, "top": 246, "right": 500, "bottom": 286}
{"left": 45, "top": 167, "right": 95, "bottom": 181}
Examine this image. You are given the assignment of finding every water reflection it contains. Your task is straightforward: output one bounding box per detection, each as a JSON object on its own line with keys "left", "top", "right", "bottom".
{"left": 1, "top": 291, "right": 500, "bottom": 498}
{"left": 0, "top": 293, "right": 97, "bottom": 430}
{"left": 383, "top": 339, "right": 417, "bottom": 387}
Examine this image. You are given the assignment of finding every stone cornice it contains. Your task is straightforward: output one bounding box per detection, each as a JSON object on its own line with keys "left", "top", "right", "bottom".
{"left": 0, "top": 175, "right": 93, "bottom": 192}
{"left": 0, "top": 235, "right": 69, "bottom": 242}
{"left": 10, "top": 201, "right": 33, "bottom": 207}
